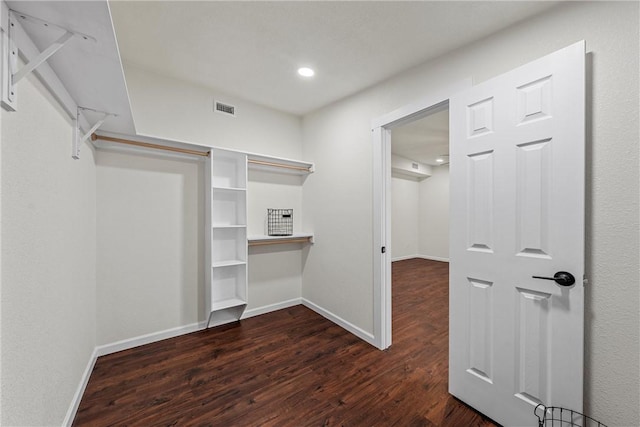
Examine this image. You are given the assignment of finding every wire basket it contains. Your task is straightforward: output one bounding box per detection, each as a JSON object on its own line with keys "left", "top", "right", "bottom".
{"left": 535, "top": 404, "right": 607, "bottom": 427}
{"left": 267, "top": 209, "right": 293, "bottom": 236}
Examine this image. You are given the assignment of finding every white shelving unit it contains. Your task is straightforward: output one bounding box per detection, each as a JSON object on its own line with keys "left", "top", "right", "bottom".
{"left": 198, "top": 142, "right": 316, "bottom": 327}
{"left": 206, "top": 148, "right": 248, "bottom": 327}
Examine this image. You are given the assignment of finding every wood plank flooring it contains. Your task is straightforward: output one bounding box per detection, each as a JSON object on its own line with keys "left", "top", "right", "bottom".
{"left": 74, "top": 258, "right": 498, "bottom": 426}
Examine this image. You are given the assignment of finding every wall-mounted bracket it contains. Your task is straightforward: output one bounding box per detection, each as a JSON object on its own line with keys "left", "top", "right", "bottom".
{"left": 2, "top": 9, "right": 96, "bottom": 111}
{"left": 73, "top": 107, "right": 116, "bottom": 159}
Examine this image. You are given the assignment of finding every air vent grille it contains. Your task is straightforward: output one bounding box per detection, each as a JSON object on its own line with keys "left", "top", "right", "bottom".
{"left": 215, "top": 101, "right": 236, "bottom": 116}
{"left": 411, "top": 162, "right": 419, "bottom": 170}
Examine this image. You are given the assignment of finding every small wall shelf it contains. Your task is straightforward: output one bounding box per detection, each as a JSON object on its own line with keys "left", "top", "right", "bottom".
{"left": 247, "top": 153, "right": 314, "bottom": 175}
{"left": 248, "top": 233, "right": 314, "bottom": 247}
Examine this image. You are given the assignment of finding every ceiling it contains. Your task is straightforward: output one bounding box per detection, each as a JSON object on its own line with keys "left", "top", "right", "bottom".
{"left": 392, "top": 108, "right": 449, "bottom": 166}
{"left": 109, "top": 1, "right": 560, "bottom": 116}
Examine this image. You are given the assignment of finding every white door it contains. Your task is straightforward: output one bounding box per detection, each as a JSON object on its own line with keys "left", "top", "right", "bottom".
{"left": 449, "top": 41, "right": 585, "bottom": 426}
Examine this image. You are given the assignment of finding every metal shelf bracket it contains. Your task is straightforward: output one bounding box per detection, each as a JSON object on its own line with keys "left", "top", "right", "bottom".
{"left": 73, "top": 107, "right": 116, "bottom": 159}
{"left": 2, "top": 9, "right": 96, "bottom": 110}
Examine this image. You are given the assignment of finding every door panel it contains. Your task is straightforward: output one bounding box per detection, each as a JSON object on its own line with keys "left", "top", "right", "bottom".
{"left": 449, "top": 41, "right": 585, "bottom": 426}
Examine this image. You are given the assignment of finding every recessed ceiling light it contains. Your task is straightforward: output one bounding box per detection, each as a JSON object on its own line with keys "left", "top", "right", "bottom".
{"left": 297, "top": 67, "right": 315, "bottom": 77}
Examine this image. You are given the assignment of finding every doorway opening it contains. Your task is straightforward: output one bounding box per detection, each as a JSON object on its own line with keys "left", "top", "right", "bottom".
{"left": 390, "top": 108, "right": 450, "bottom": 265}
{"left": 371, "top": 82, "right": 469, "bottom": 350}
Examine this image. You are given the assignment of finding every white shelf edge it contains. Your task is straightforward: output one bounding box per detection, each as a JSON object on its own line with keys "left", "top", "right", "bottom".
{"left": 248, "top": 233, "right": 313, "bottom": 241}
{"left": 212, "top": 186, "right": 247, "bottom": 192}
{"left": 212, "top": 260, "right": 247, "bottom": 268}
{"left": 248, "top": 233, "right": 314, "bottom": 245}
{"left": 211, "top": 298, "right": 247, "bottom": 311}
{"left": 212, "top": 224, "right": 247, "bottom": 229}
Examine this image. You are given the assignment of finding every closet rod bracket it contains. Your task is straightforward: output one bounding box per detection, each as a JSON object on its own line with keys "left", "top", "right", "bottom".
{"left": 73, "top": 107, "right": 116, "bottom": 159}
{"left": 3, "top": 9, "right": 96, "bottom": 111}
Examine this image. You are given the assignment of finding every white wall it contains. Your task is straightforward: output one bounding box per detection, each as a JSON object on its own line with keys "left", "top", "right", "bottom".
{"left": 391, "top": 166, "right": 449, "bottom": 262}
{"left": 391, "top": 176, "right": 419, "bottom": 260}
{"left": 302, "top": 2, "right": 639, "bottom": 425}
{"left": 124, "top": 63, "right": 302, "bottom": 159}
{"left": 0, "top": 22, "right": 4, "bottom": 425}
{"left": 247, "top": 170, "right": 303, "bottom": 312}
{"left": 95, "top": 64, "right": 304, "bottom": 344}
{"left": 418, "top": 166, "right": 449, "bottom": 261}
{"left": 1, "top": 72, "right": 97, "bottom": 425}
{"left": 96, "top": 150, "right": 204, "bottom": 345}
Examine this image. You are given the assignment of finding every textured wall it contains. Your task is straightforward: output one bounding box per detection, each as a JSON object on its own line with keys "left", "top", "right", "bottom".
{"left": 1, "top": 71, "right": 97, "bottom": 425}
{"left": 302, "top": 2, "right": 638, "bottom": 425}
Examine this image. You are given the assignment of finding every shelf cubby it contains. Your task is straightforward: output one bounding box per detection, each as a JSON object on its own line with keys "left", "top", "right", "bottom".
{"left": 211, "top": 149, "right": 247, "bottom": 189}
{"left": 211, "top": 264, "right": 247, "bottom": 310}
{"left": 212, "top": 188, "right": 247, "bottom": 227}
{"left": 211, "top": 227, "right": 247, "bottom": 265}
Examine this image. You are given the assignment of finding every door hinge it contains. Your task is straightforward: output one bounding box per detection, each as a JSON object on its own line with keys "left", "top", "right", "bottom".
{"left": 381, "top": 246, "right": 386, "bottom": 254}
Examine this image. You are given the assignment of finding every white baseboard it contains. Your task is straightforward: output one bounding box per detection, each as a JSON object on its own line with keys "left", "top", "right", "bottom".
{"left": 65, "top": 297, "right": 376, "bottom": 424}
{"left": 301, "top": 298, "right": 376, "bottom": 347}
{"left": 63, "top": 347, "right": 98, "bottom": 427}
{"left": 392, "top": 254, "right": 450, "bottom": 263}
{"left": 95, "top": 321, "right": 207, "bottom": 357}
{"left": 391, "top": 254, "right": 420, "bottom": 262}
{"left": 417, "top": 254, "right": 449, "bottom": 263}
{"left": 241, "top": 298, "right": 301, "bottom": 319}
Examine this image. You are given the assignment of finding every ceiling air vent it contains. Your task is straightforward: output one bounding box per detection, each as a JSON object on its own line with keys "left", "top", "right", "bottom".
{"left": 411, "top": 162, "right": 419, "bottom": 170}
{"left": 214, "top": 101, "right": 236, "bottom": 117}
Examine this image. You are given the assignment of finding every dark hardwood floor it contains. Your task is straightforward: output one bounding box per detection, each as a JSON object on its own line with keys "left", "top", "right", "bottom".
{"left": 74, "top": 258, "right": 498, "bottom": 426}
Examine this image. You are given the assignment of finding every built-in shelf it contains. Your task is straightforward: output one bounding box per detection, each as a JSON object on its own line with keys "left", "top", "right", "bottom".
{"left": 212, "top": 186, "right": 247, "bottom": 192}
{"left": 212, "top": 298, "right": 247, "bottom": 311}
{"left": 206, "top": 148, "right": 248, "bottom": 328}
{"left": 212, "top": 260, "right": 247, "bottom": 268}
{"left": 248, "top": 233, "right": 314, "bottom": 246}
{"left": 247, "top": 153, "right": 314, "bottom": 175}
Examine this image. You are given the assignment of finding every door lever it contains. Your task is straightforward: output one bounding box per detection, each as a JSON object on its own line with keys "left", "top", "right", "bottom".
{"left": 532, "top": 271, "right": 576, "bottom": 287}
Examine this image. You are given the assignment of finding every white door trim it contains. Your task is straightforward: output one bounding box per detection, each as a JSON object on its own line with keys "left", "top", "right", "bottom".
{"left": 371, "top": 79, "right": 471, "bottom": 350}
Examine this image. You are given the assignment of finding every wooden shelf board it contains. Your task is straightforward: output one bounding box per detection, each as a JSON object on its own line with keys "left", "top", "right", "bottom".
{"left": 247, "top": 154, "right": 314, "bottom": 175}
{"left": 248, "top": 233, "right": 314, "bottom": 246}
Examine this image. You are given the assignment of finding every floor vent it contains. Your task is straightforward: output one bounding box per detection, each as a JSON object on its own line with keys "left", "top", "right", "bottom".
{"left": 215, "top": 101, "right": 236, "bottom": 116}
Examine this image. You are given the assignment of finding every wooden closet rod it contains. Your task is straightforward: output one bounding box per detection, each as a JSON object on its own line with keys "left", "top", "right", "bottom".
{"left": 248, "top": 238, "right": 311, "bottom": 247}
{"left": 247, "top": 159, "right": 311, "bottom": 172}
{"left": 91, "top": 134, "right": 311, "bottom": 171}
{"left": 91, "top": 133, "right": 210, "bottom": 157}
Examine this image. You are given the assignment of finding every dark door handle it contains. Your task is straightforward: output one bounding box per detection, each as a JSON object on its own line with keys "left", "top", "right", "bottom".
{"left": 532, "top": 271, "right": 576, "bottom": 287}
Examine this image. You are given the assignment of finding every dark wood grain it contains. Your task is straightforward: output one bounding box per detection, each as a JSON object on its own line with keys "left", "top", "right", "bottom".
{"left": 74, "top": 258, "right": 498, "bottom": 426}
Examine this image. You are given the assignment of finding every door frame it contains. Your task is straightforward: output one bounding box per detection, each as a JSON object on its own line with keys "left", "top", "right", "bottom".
{"left": 371, "top": 79, "right": 471, "bottom": 350}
